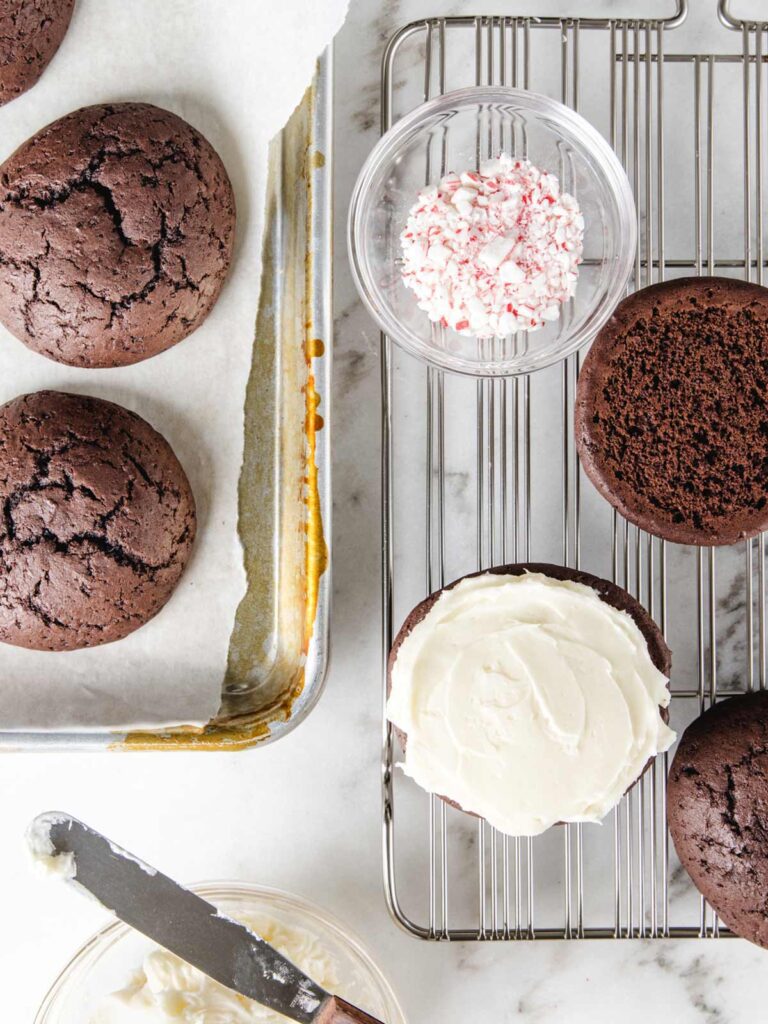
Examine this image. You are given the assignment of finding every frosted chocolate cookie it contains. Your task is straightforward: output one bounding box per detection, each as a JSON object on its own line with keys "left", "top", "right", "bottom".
{"left": 668, "top": 691, "right": 768, "bottom": 949}
{"left": 0, "top": 0, "right": 75, "bottom": 107}
{"left": 576, "top": 276, "right": 768, "bottom": 546}
{"left": 0, "top": 102, "right": 235, "bottom": 367}
{"left": 0, "top": 390, "right": 196, "bottom": 651}
{"left": 387, "top": 563, "right": 675, "bottom": 837}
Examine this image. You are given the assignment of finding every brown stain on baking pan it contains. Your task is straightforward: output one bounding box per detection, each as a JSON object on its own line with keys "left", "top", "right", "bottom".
{"left": 307, "top": 337, "right": 325, "bottom": 358}
{"left": 118, "top": 75, "right": 328, "bottom": 752}
{"left": 303, "top": 373, "right": 328, "bottom": 653}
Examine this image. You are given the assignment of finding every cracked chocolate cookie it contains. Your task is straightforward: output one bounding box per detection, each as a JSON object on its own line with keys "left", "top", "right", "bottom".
{"left": 668, "top": 691, "right": 768, "bottom": 948}
{"left": 0, "top": 0, "right": 75, "bottom": 107}
{"left": 576, "top": 277, "right": 768, "bottom": 546}
{"left": 0, "top": 102, "right": 235, "bottom": 367}
{"left": 0, "top": 390, "right": 196, "bottom": 651}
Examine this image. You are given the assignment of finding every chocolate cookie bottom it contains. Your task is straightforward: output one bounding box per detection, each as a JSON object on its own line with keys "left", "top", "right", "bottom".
{"left": 576, "top": 277, "right": 768, "bottom": 546}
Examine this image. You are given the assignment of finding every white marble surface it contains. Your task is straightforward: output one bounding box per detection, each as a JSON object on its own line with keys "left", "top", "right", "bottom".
{"left": 4, "top": 1, "right": 768, "bottom": 1021}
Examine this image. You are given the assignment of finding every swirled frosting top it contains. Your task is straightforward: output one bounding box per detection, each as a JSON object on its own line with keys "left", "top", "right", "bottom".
{"left": 387, "top": 572, "right": 675, "bottom": 837}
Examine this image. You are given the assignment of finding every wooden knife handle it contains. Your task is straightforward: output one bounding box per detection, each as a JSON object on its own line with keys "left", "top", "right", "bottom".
{"left": 316, "top": 995, "right": 386, "bottom": 1024}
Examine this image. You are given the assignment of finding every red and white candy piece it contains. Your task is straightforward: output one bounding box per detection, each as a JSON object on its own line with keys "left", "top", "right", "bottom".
{"left": 399, "top": 154, "right": 584, "bottom": 338}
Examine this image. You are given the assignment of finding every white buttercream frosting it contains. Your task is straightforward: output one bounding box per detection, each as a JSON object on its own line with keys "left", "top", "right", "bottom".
{"left": 387, "top": 571, "right": 675, "bottom": 836}
{"left": 90, "top": 913, "right": 340, "bottom": 1024}
{"left": 26, "top": 814, "right": 76, "bottom": 880}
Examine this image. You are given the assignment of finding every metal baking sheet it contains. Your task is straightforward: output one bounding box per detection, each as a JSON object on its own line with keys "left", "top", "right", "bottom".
{"left": 0, "top": 52, "right": 332, "bottom": 752}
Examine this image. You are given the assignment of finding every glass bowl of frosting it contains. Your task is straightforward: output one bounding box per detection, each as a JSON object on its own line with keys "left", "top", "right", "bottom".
{"left": 348, "top": 86, "right": 636, "bottom": 377}
{"left": 34, "top": 882, "right": 407, "bottom": 1024}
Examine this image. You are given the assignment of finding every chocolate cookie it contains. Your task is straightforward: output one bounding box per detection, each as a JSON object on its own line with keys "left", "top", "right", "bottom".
{"left": 0, "top": 102, "right": 235, "bottom": 367}
{"left": 0, "top": 0, "right": 74, "bottom": 107}
{"left": 388, "top": 563, "right": 671, "bottom": 820}
{"left": 668, "top": 691, "right": 768, "bottom": 948}
{"left": 576, "top": 277, "right": 768, "bottom": 546}
{"left": 0, "top": 390, "right": 196, "bottom": 651}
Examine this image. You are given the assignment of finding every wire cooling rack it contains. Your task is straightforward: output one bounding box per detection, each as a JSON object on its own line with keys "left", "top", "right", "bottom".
{"left": 380, "top": 1, "right": 768, "bottom": 940}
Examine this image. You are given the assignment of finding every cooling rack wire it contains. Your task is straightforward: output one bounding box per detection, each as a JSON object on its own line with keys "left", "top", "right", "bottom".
{"left": 380, "top": 0, "right": 768, "bottom": 940}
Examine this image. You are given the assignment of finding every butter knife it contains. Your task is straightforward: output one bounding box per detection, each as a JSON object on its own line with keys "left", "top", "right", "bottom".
{"left": 28, "top": 812, "right": 384, "bottom": 1024}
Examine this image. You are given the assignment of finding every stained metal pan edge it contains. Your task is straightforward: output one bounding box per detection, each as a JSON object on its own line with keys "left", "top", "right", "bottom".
{"left": 1, "top": 48, "right": 333, "bottom": 752}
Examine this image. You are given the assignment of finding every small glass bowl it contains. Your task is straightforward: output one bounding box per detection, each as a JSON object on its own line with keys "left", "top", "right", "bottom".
{"left": 348, "top": 86, "right": 636, "bottom": 377}
{"left": 34, "top": 882, "right": 407, "bottom": 1024}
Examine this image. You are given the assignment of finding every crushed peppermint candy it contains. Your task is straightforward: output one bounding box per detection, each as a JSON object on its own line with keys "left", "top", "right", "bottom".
{"left": 399, "top": 154, "right": 584, "bottom": 337}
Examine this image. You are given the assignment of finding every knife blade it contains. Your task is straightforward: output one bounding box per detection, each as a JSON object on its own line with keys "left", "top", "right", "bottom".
{"left": 29, "top": 812, "right": 383, "bottom": 1024}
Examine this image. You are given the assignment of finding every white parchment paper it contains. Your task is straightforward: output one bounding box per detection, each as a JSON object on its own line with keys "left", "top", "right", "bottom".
{"left": 0, "top": 0, "right": 347, "bottom": 730}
